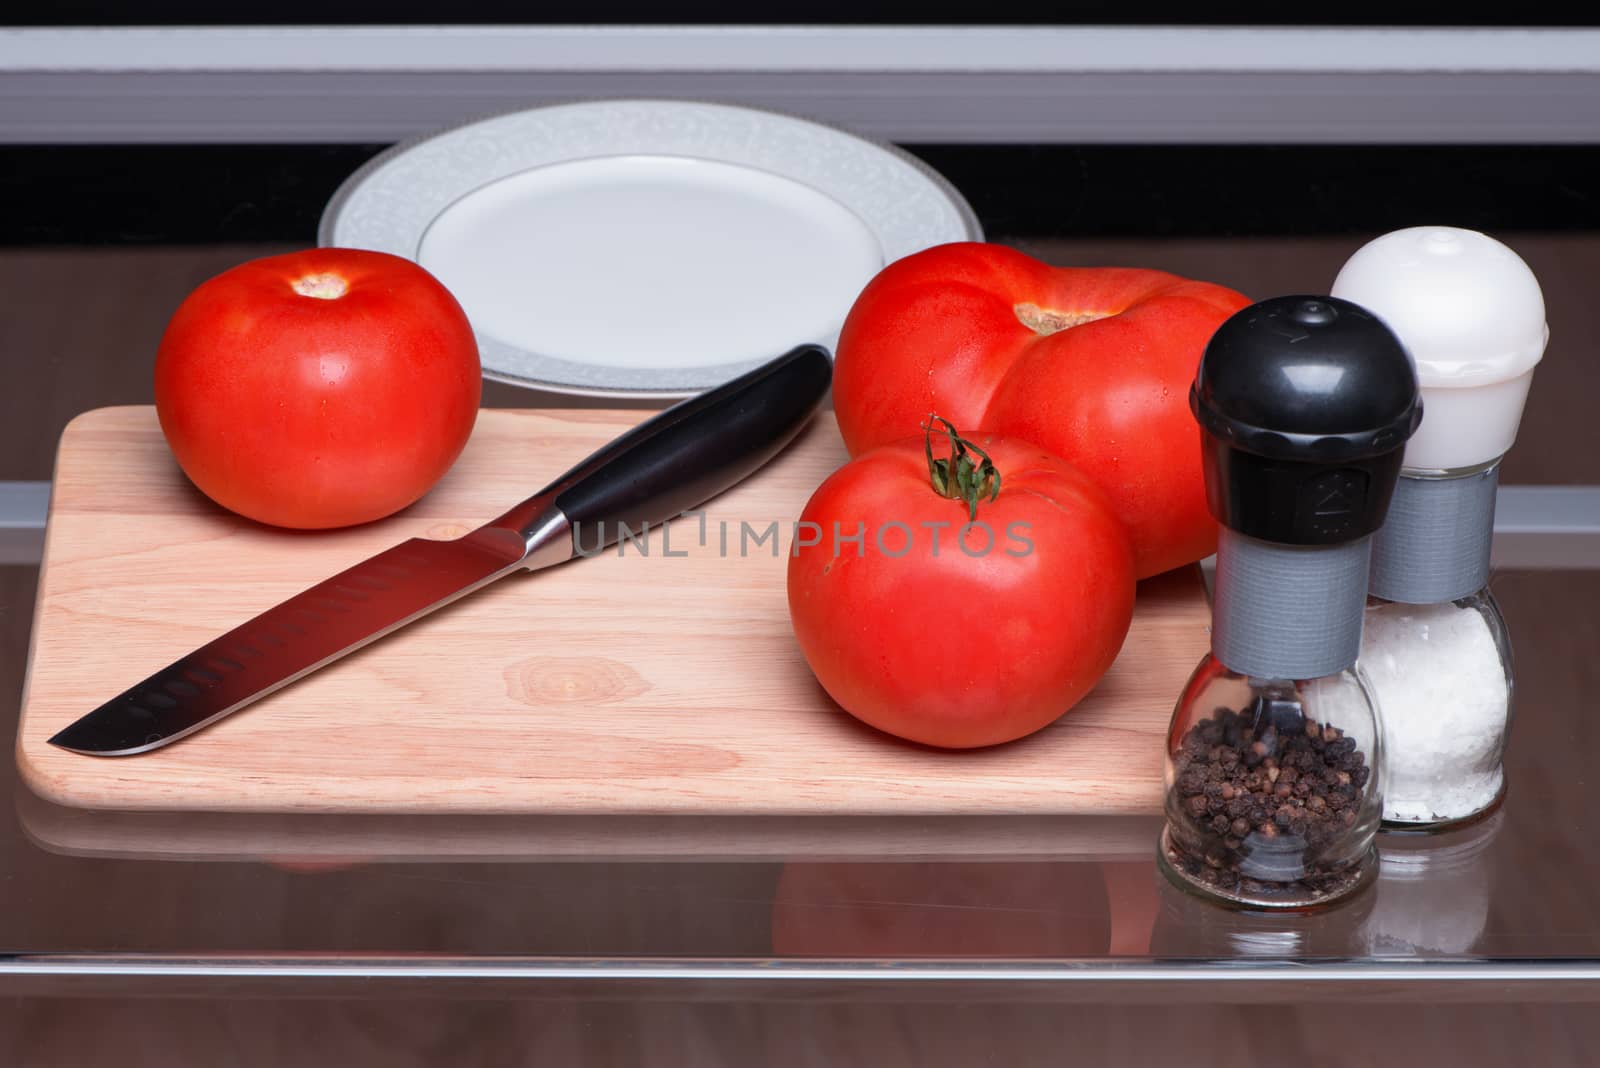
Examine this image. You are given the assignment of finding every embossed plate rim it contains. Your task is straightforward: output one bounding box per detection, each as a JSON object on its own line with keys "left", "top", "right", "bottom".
{"left": 318, "top": 97, "right": 982, "bottom": 399}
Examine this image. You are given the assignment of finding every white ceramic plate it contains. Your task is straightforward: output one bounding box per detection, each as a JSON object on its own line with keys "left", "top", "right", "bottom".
{"left": 320, "top": 99, "right": 981, "bottom": 398}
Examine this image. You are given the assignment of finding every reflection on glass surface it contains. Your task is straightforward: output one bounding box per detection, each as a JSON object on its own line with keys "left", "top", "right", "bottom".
{"left": 770, "top": 862, "right": 1111, "bottom": 959}
{"left": 1149, "top": 809, "right": 1507, "bottom": 960}
{"left": 0, "top": 566, "right": 1593, "bottom": 983}
{"left": 1150, "top": 859, "right": 1375, "bottom": 959}
{"left": 1362, "top": 809, "right": 1504, "bottom": 956}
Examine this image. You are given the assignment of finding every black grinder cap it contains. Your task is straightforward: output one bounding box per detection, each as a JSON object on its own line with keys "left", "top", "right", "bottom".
{"left": 1191, "top": 296, "right": 1422, "bottom": 546}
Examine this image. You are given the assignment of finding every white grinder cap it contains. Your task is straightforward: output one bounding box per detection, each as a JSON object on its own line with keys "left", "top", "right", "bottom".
{"left": 1332, "top": 226, "right": 1548, "bottom": 471}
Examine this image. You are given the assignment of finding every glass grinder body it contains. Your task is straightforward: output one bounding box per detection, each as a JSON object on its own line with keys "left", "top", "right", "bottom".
{"left": 1160, "top": 295, "right": 1421, "bottom": 909}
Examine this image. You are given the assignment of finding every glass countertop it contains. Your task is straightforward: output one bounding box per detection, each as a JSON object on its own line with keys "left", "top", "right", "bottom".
{"left": 2, "top": 565, "right": 1597, "bottom": 998}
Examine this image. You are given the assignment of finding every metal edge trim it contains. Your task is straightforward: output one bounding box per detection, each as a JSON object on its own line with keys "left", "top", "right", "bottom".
{"left": 4, "top": 954, "right": 1600, "bottom": 983}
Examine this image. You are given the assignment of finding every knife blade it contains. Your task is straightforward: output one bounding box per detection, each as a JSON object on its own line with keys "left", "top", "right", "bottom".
{"left": 50, "top": 343, "right": 832, "bottom": 756}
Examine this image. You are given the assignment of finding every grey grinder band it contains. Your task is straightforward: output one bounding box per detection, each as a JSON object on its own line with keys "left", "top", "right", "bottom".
{"left": 1369, "top": 465, "right": 1498, "bottom": 604}
{"left": 1212, "top": 529, "right": 1372, "bottom": 680}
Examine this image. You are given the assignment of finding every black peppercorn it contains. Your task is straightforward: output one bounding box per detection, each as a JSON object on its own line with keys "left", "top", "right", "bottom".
{"left": 1166, "top": 706, "right": 1375, "bottom": 901}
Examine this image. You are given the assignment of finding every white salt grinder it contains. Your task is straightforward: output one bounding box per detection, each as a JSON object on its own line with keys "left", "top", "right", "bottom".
{"left": 1332, "top": 226, "right": 1547, "bottom": 831}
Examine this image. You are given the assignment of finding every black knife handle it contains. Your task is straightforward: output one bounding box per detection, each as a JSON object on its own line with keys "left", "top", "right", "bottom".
{"left": 545, "top": 344, "right": 832, "bottom": 551}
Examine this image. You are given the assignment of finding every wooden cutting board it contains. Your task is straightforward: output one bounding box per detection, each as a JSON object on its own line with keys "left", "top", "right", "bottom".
{"left": 18, "top": 406, "right": 1210, "bottom": 817}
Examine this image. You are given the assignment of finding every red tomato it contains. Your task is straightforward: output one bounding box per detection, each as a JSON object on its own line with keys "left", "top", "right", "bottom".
{"left": 787, "top": 421, "right": 1134, "bottom": 748}
{"left": 1101, "top": 860, "right": 1161, "bottom": 956}
{"left": 154, "top": 248, "right": 480, "bottom": 529}
{"left": 833, "top": 242, "right": 1251, "bottom": 578}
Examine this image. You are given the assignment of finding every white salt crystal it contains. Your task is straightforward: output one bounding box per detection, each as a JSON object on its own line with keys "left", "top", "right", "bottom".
{"left": 1360, "top": 601, "right": 1509, "bottom": 824}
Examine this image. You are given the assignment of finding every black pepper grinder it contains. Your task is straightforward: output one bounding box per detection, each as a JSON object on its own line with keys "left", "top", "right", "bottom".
{"left": 1160, "top": 296, "right": 1422, "bottom": 910}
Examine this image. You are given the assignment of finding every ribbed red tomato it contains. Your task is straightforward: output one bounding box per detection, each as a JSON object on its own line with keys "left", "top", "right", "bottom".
{"left": 787, "top": 420, "right": 1135, "bottom": 748}
{"left": 833, "top": 242, "right": 1251, "bottom": 577}
{"left": 154, "top": 249, "right": 480, "bottom": 529}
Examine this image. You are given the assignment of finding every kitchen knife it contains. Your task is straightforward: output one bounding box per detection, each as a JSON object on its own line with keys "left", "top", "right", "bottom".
{"left": 49, "top": 343, "right": 832, "bottom": 756}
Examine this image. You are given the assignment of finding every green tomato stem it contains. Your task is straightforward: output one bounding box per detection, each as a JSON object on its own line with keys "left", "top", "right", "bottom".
{"left": 922, "top": 414, "right": 1001, "bottom": 522}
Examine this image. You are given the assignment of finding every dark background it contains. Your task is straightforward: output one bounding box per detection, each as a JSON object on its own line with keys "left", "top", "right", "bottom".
{"left": 7, "top": 13, "right": 1597, "bottom": 242}
{"left": 7, "top": 145, "right": 1599, "bottom": 246}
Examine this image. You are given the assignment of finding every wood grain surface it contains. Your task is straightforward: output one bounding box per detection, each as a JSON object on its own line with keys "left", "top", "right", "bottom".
{"left": 16, "top": 406, "right": 1209, "bottom": 817}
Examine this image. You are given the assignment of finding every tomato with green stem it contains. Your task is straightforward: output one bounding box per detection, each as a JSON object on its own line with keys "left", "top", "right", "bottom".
{"left": 787, "top": 417, "right": 1135, "bottom": 749}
